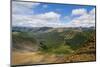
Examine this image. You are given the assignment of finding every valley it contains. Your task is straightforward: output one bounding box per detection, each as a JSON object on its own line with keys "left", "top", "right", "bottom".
{"left": 11, "top": 26, "right": 96, "bottom": 66}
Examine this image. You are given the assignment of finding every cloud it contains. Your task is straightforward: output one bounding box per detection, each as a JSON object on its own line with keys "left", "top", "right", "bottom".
{"left": 72, "top": 8, "right": 87, "bottom": 16}
{"left": 12, "top": 11, "right": 63, "bottom": 27}
{"left": 69, "top": 8, "right": 95, "bottom": 27}
{"left": 12, "top": 1, "right": 40, "bottom": 15}
{"left": 13, "top": 8, "right": 95, "bottom": 27}
{"left": 12, "top": 2, "right": 62, "bottom": 27}
{"left": 12, "top": 1, "right": 95, "bottom": 28}
{"left": 36, "top": 12, "right": 61, "bottom": 22}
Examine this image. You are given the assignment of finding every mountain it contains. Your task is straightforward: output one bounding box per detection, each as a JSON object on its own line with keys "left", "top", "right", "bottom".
{"left": 12, "top": 32, "right": 39, "bottom": 52}
{"left": 65, "top": 34, "right": 96, "bottom": 62}
{"left": 12, "top": 26, "right": 53, "bottom": 33}
{"left": 12, "top": 26, "right": 96, "bottom": 65}
{"left": 12, "top": 26, "right": 95, "bottom": 53}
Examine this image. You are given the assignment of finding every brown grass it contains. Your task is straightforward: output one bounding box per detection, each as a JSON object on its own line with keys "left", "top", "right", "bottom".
{"left": 12, "top": 51, "right": 96, "bottom": 66}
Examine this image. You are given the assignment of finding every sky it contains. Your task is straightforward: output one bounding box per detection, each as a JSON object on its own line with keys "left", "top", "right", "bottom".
{"left": 12, "top": 1, "right": 96, "bottom": 27}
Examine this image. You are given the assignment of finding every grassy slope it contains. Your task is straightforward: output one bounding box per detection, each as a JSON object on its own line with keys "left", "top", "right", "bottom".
{"left": 12, "top": 28, "right": 96, "bottom": 65}
{"left": 12, "top": 32, "right": 39, "bottom": 52}
{"left": 65, "top": 34, "right": 96, "bottom": 62}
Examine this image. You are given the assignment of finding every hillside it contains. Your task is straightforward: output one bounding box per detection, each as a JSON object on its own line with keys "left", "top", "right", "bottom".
{"left": 11, "top": 27, "right": 96, "bottom": 65}
{"left": 65, "top": 34, "right": 96, "bottom": 62}
{"left": 12, "top": 32, "right": 39, "bottom": 52}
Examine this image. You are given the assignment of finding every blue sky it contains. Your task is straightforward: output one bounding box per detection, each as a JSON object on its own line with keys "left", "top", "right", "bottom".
{"left": 12, "top": 1, "right": 95, "bottom": 27}
{"left": 33, "top": 3, "right": 94, "bottom": 15}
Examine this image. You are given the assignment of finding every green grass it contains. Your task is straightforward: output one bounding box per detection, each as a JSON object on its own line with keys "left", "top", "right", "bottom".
{"left": 12, "top": 29, "right": 95, "bottom": 54}
{"left": 12, "top": 32, "right": 37, "bottom": 43}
